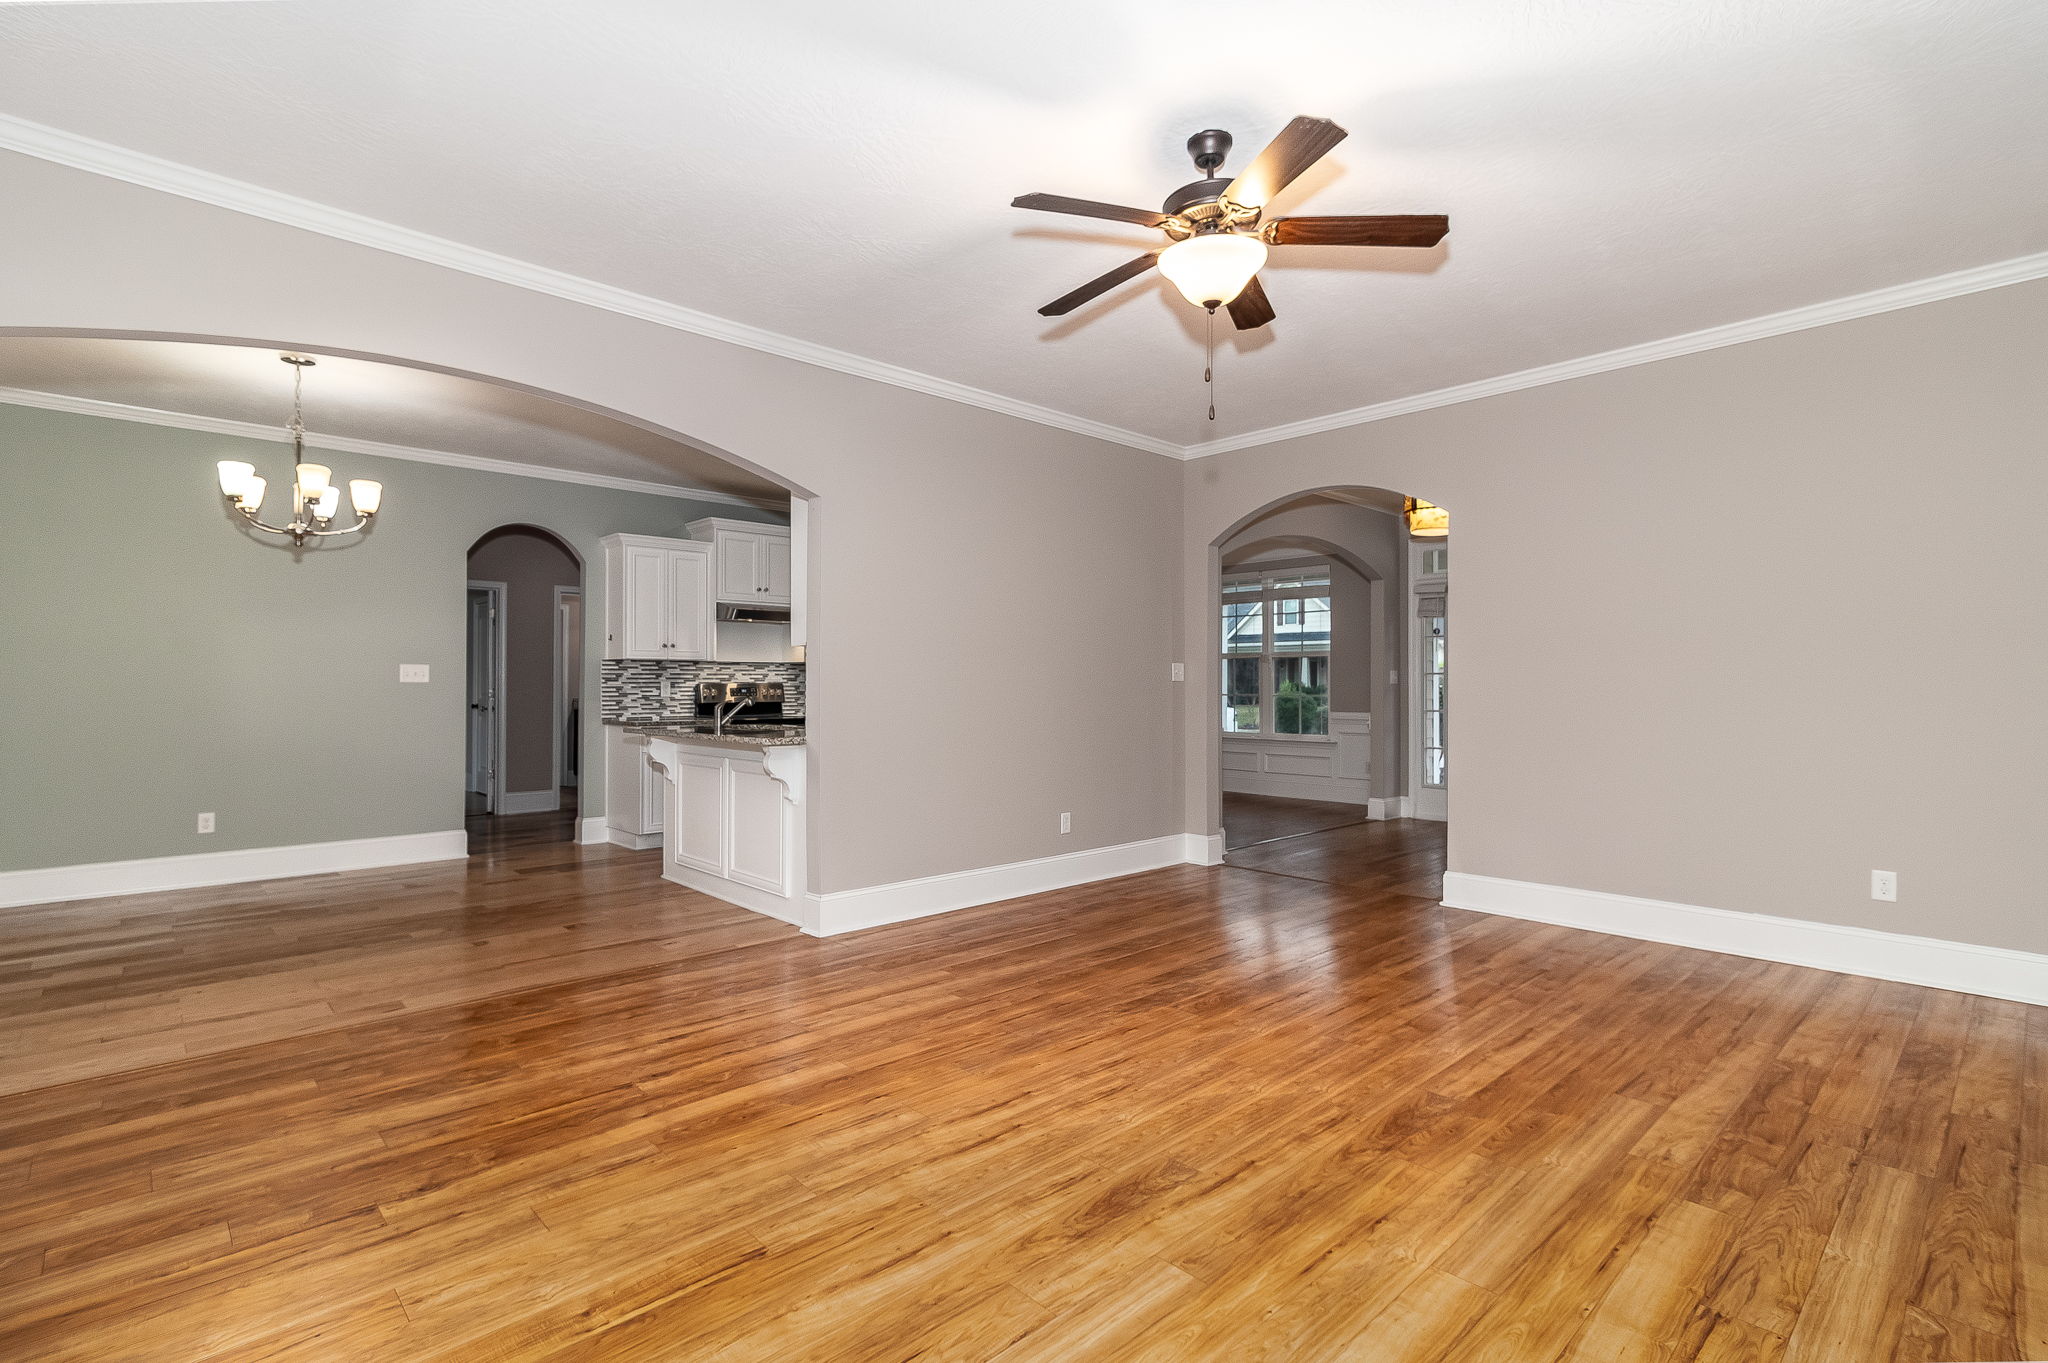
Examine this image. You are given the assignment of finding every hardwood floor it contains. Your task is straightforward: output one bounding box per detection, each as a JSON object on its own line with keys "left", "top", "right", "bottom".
{"left": 1219, "top": 791, "right": 1378, "bottom": 852}
{"left": 465, "top": 786, "right": 581, "bottom": 855}
{"left": 2, "top": 821, "right": 2043, "bottom": 1360}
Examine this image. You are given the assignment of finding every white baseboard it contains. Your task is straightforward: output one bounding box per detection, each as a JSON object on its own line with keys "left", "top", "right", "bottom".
{"left": 577, "top": 816, "right": 610, "bottom": 845}
{"left": 802, "top": 833, "right": 1209, "bottom": 937}
{"left": 0, "top": 830, "right": 470, "bottom": 910}
{"left": 1441, "top": 872, "right": 2048, "bottom": 1007}
{"left": 606, "top": 828, "right": 662, "bottom": 851}
{"left": 498, "top": 789, "right": 561, "bottom": 815}
{"left": 1181, "top": 832, "right": 1225, "bottom": 867}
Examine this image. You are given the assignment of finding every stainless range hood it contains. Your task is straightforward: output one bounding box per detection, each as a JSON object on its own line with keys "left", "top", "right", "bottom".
{"left": 717, "top": 602, "right": 792, "bottom": 624}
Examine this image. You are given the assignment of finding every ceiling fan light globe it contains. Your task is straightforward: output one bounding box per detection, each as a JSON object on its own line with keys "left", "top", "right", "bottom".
{"left": 1158, "top": 233, "right": 1267, "bottom": 309}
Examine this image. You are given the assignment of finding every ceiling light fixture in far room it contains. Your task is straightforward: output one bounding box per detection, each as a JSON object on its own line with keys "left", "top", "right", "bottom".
{"left": 215, "top": 355, "right": 382, "bottom": 547}
{"left": 1404, "top": 497, "right": 1449, "bottom": 538}
{"left": 1013, "top": 117, "right": 1449, "bottom": 423}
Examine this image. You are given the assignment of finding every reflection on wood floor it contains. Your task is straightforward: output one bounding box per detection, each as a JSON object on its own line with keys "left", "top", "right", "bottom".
{"left": 1222, "top": 792, "right": 1445, "bottom": 899}
{"left": 2, "top": 800, "right": 2041, "bottom": 1361}
{"left": 465, "top": 786, "right": 580, "bottom": 856}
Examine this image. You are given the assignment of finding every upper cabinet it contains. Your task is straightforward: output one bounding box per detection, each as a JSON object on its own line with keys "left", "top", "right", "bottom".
{"left": 687, "top": 518, "right": 792, "bottom": 607}
{"left": 601, "top": 534, "right": 714, "bottom": 660}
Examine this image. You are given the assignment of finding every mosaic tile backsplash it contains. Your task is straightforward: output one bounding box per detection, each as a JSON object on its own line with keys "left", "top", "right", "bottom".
{"left": 602, "top": 659, "right": 806, "bottom": 724}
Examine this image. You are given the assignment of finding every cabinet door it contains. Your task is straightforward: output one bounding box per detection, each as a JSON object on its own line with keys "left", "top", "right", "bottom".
{"left": 668, "top": 750, "right": 725, "bottom": 875}
{"left": 725, "top": 759, "right": 790, "bottom": 894}
{"left": 762, "top": 535, "right": 792, "bottom": 606}
{"left": 716, "top": 532, "right": 761, "bottom": 601}
{"left": 665, "top": 548, "right": 712, "bottom": 660}
{"left": 637, "top": 744, "right": 666, "bottom": 836}
{"left": 620, "top": 544, "right": 670, "bottom": 659}
{"left": 605, "top": 730, "right": 644, "bottom": 833}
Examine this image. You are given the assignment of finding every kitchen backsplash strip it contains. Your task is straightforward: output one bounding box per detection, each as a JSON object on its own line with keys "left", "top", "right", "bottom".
{"left": 602, "top": 659, "right": 806, "bottom": 724}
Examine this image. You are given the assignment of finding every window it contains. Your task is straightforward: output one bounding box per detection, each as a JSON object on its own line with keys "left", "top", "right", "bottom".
{"left": 1220, "top": 566, "right": 1331, "bottom": 736}
{"left": 1420, "top": 613, "right": 1447, "bottom": 787}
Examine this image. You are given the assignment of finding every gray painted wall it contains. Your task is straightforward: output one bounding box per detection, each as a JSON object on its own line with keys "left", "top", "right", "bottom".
{"left": 1184, "top": 276, "right": 2048, "bottom": 956}
{"left": 0, "top": 402, "right": 775, "bottom": 871}
{"left": 0, "top": 150, "right": 1185, "bottom": 896}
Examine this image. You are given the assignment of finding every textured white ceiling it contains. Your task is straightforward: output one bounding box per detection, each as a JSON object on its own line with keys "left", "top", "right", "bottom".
{"left": 0, "top": 336, "right": 788, "bottom": 502}
{"left": 0, "top": 0, "right": 2043, "bottom": 449}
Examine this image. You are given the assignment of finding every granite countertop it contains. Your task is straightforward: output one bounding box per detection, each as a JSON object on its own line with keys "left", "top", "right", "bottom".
{"left": 625, "top": 723, "right": 807, "bottom": 750}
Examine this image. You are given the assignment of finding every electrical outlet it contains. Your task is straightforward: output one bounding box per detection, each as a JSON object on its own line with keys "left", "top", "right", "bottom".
{"left": 1871, "top": 869, "right": 1898, "bottom": 902}
{"left": 196, "top": 812, "right": 215, "bottom": 834}
{"left": 399, "top": 664, "right": 430, "bottom": 683}
{"left": 1059, "top": 812, "right": 1072, "bottom": 835}
{"left": 1171, "top": 662, "right": 1185, "bottom": 682}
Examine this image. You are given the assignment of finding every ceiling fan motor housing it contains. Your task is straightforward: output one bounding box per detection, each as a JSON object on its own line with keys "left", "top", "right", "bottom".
{"left": 1163, "top": 177, "right": 1232, "bottom": 218}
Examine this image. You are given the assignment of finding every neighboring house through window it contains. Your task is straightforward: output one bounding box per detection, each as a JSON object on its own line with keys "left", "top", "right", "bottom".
{"left": 1221, "top": 565, "right": 1331, "bottom": 736}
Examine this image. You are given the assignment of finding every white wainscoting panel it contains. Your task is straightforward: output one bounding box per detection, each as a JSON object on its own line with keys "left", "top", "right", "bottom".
{"left": 0, "top": 830, "right": 470, "bottom": 909}
{"left": 1442, "top": 872, "right": 2048, "bottom": 1006}
{"left": 497, "top": 789, "right": 561, "bottom": 815}
{"left": 1221, "top": 711, "right": 1370, "bottom": 805}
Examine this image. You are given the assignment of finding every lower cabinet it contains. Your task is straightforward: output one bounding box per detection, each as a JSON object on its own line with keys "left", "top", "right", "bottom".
{"left": 663, "top": 745, "right": 795, "bottom": 899}
{"left": 604, "top": 729, "right": 665, "bottom": 845}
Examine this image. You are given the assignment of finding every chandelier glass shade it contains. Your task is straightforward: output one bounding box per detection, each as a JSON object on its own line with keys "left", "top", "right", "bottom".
{"left": 217, "top": 355, "right": 382, "bottom": 546}
{"left": 1157, "top": 231, "right": 1267, "bottom": 308}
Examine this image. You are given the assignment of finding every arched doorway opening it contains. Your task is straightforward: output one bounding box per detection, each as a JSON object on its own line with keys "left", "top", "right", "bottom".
{"left": 465, "top": 524, "right": 584, "bottom": 849}
{"left": 1205, "top": 486, "right": 1449, "bottom": 895}
{"left": 0, "top": 329, "right": 818, "bottom": 881}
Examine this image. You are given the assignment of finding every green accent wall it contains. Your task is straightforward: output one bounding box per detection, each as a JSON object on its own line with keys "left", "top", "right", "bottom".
{"left": 0, "top": 402, "right": 783, "bottom": 871}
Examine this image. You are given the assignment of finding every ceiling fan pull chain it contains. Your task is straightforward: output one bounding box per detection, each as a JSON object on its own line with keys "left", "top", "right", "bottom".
{"left": 1205, "top": 305, "right": 1217, "bottom": 421}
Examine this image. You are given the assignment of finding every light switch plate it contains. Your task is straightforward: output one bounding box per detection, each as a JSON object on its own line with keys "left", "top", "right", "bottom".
{"left": 1171, "top": 662, "right": 1185, "bottom": 682}
{"left": 399, "top": 664, "right": 430, "bottom": 684}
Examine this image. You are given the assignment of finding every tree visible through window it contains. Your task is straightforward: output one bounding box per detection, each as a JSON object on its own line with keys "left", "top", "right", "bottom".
{"left": 1220, "top": 567, "right": 1331, "bottom": 736}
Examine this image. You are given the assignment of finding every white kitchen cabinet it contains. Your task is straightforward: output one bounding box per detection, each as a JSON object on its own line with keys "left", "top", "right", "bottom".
{"left": 601, "top": 534, "right": 713, "bottom": 660}
{"left": 725, "top": 761, "right": 792, "bottom": 894}
{"left": 686, "top": 517, "right": 792, "bottom": 607}
{"left": 603, "top": 728, "right": 665, "bottom": 848}
{"left": 665, "top": 747, "right": 727, "bottom": 876}
{"left": 641, "top": 735, "right": 805, "bottom": 923}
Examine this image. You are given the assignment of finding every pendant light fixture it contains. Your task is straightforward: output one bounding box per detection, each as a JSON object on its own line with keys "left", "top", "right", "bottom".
{"left": 216, "top": 355, "right": 382, "bottom": 546}
{"left": 1403, "top": 497, "right": 1449, "bottom": 539}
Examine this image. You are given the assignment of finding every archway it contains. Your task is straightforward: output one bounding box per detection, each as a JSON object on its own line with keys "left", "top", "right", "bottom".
{"left": 1200, "top": 486, "right": 1450, "bottom": 891}
{"left": 465, "top": 523, "right": 584, "bottom": 848}
{"left": 0, "top": 329, "right": 817, "bottom": 883}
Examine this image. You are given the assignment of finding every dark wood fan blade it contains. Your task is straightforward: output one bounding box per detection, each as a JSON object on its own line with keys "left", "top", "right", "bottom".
{"left": 1038, "top": 253, "right": 1158, "bottom": 316}
{"left": 1224, "top": 116, "right": 1347, "bottom": 209}
{"left": 1227, "top": 276, "right": 1275, "bottom": 331}
{"left": 1012, "top": 193, "right": 1168, "bottom": 229}
{"left": 1266, "top": 214, "right": 1449, "bottom": 247}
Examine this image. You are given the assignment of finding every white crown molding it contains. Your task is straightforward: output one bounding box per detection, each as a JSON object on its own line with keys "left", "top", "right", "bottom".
{"left": 1181, "top": 248, "right": 2048, "bottom": 459}
{"left": 0, "top": 112, "right": 1181, "bottom": 460}
{"left": 0, "top": 384, "right": 775, "bottom": 507}
{"left": 6, "top": 112, "right": 2047, "bottom": 465}
{"left": 1442, "top": 871, "right": 2048, "bottom": 1007}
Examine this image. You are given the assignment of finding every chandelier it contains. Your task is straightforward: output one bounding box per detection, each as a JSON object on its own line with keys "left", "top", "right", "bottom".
{"left": 216, "top": 355, "right": 382, "bottom": 546}
{"left": 1403, "top": 497, "right": 1449, "bottom": 539}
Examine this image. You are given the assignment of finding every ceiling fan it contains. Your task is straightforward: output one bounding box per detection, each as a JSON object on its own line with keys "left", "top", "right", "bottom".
{"left": 1013, "top": 116, "right": 1448, "bottom": 330}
